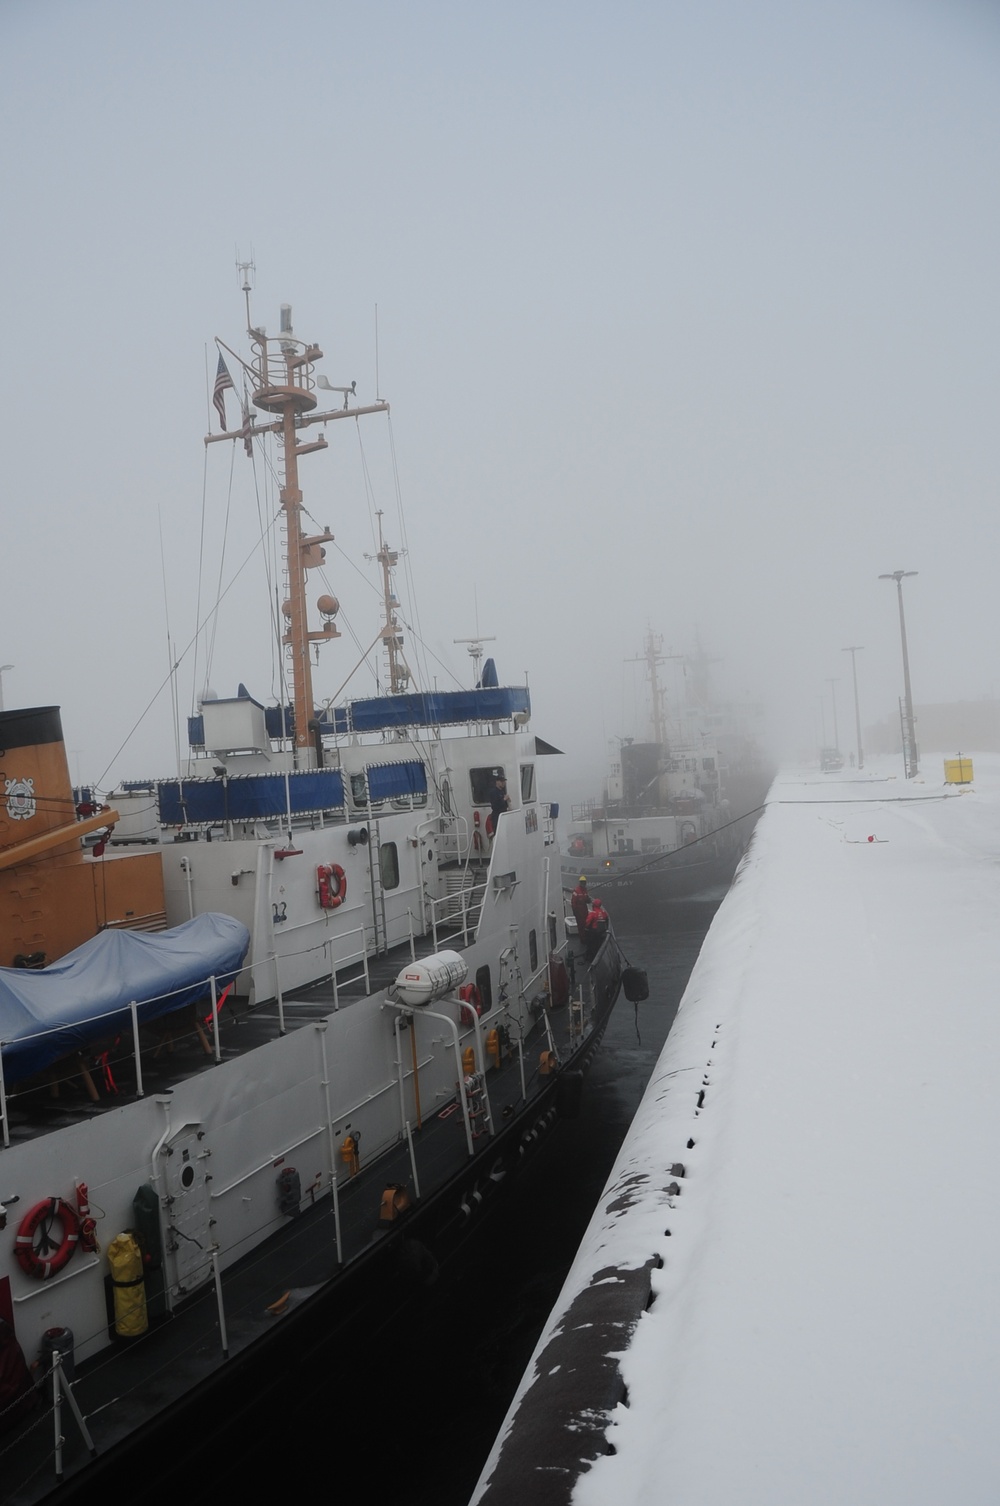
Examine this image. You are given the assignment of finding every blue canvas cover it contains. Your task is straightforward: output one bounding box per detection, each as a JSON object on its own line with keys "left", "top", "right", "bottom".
{"left": 0, "top": 914, "right": 250, "bottom": 1084}
{"left": 158, "top": 770, "right": 344, "bottom": 825}
{"left": 191, "top": 685, "right": 532, "bottom": 745}
{"left": 366, "top": 761, "right": 428, "bottom": 800}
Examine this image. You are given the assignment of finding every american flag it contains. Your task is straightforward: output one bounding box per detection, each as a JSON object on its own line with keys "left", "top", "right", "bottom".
{"left": 213, "top": 352, "right": 234, "bottom": 431}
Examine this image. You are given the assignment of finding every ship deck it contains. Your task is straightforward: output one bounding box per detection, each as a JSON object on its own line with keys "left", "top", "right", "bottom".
{"left": 1, "top": 885, "right": 493, "bottom": 1146}
{"left": 2, "top": 923, "right": 609, "bottom": 1503}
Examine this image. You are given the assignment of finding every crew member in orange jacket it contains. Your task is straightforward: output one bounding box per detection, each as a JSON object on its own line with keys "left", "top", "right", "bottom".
{"left": 583, "top": 896, "right": 609, "bottom": 959}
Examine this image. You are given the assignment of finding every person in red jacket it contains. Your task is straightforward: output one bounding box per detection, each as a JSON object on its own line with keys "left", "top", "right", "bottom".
{"left": 571, "top": 876, "right": 590, "bottom": 936}
{"left": 583, "top": 896, "right": 609, "bottom": 959}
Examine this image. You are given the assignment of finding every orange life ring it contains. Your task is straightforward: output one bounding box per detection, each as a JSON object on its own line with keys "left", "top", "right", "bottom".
{"left": 317, "top": 863, "right": 348, "bottom": 909}
{"left": 459, "top": 982, "right": 482, "bottom": 1025}
{"left": 15, "top": 1198, "right": 80, "bottom": 1280}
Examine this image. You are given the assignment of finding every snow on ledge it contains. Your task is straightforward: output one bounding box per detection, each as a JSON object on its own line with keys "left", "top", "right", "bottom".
{"left": 474, "top": 757, "right": 1000, "bottom": 1505}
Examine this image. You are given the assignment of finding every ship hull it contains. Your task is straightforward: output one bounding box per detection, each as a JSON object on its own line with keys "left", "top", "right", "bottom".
{"left": 3, "top": 932, "right": 622, "bottom": 1503}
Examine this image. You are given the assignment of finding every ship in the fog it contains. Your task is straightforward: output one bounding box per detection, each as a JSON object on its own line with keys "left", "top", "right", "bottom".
{"left": 562, "top": 633, "right": 771, "bottom": 910}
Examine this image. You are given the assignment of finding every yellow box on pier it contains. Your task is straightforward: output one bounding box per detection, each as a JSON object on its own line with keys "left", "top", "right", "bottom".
{"left": 944, "top": 756, "right": 974, "bottom": 784}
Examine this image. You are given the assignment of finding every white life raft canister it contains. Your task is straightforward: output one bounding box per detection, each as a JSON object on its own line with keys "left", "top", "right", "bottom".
{"left": 393, "top": 950, "right": 468, "bottom": 1007}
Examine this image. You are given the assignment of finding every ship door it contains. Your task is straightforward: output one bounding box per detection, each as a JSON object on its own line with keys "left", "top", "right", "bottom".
{"left": 161, "top": 1123, "right": 213, "bottom": 1299}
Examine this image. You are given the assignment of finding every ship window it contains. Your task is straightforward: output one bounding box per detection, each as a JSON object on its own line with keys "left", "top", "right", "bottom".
{"left": 520, "top": 764, "right": 536, "bottom": 802}
{"left": 380, "top": 841, "right": 399, "bottom": 890}
{"left": 470, "top": 767, "right": 505, "bottom": 804}
{"left": 702, "top": 757, "right": 716, "bottom": 772}
{"left": 548, "top": 912, "right": 558, "bottom": 951}
{"left": 350, "top": 773, "right": 369, "bottom": 808}
{"left": 441, "top": 778, "right": 452, "bottom": 814}
{"left": 475, "top": 965, "right": 492, "bottom": 1010}
{"left": 529, "top": 929, "right": 538, "bottom": 971}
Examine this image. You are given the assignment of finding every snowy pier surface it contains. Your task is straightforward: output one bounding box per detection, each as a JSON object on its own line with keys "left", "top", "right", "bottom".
{"left": 474, "top": 759, "right": 1000, "bottom": 1506}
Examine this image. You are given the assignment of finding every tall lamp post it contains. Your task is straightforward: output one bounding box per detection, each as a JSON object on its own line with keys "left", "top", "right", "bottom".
{"left": 842, "top": 646, "right": 864, "bottom": 770}
{"left": 826, "top": 677, "right": 840, "bottom": 752}
{"left": 0, "top": 665, "right": 12, "bottom": 713}
{"left": 879, "top": 571, "right": 918, "bottom": 778}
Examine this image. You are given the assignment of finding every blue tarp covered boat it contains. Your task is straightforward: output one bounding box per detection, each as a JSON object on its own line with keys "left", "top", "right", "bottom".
{"left": 0, "top": 913, "right": 250, "bottom": 1083}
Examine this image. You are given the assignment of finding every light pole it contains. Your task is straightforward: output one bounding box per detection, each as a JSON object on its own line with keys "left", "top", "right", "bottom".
{"left": 879, "top": 571, "right": 918, "bottom": 777}
{"left": 842, "top": 646, "right": 864, "bottom": 770}
{"left": 0, "top": 665, "right": 12, "bottom": 713}
{"left": 826, "top": 677, "right": 840, "bottom": 751}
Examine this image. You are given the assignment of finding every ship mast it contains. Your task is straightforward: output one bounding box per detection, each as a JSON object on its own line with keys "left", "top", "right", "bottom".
{"left": 368, "top": 510, "right": 413, "bottom": 695}
{"left": 628, "top": 631, "right": 678, "bottom": 750}
{"left": 206, "top": 278, "right": 389, "bottom": 765}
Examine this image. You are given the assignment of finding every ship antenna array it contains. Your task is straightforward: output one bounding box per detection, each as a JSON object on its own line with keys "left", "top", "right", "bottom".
{"left": 236, "top": 251, "right": 256, "bottom": 333}
{"left": 454, "top": 634, "right": 496, "bottom": 680}
{"left": 365, "top": 509, "right": 414, "bottom": 696}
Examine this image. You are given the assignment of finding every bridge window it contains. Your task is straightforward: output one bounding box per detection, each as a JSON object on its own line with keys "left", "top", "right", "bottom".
{"left": 520, "top": 764, "right": 536, "bottom": 802}
{"left": 470, "top": 767, "right": 505, "bottom": 804}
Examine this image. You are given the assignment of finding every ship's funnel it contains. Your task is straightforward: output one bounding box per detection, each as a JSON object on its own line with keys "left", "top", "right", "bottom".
{"left": 0, "top": 707, "right": 79, "bottom": 861}
{"left": 0, "top": 706, "right": 165, "bottom": 968}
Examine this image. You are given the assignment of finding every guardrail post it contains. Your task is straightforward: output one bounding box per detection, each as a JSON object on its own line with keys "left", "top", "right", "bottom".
{"left": 0, "top": 1045, "right": 8, "bottom": 1148}
{"left": 130, "top": 1000, "right": 144, "bottom": 1096}
{"left": 209, "top": 974, "right": 222, "bottom": 1063}
{"left": 51, "top": 1347, "right": 95, "bottom": 1479}
{"left": 316, "top": 1025, "right": 343, "bottom": 1265}
{"left": 405, "top": 1119, "right": 422, "bottom": 1198}
{"left": 271, "top": 952, "right": 286, "bottom": 1035}
{"left": 210, "top": 1247, "right": 229, "bottom": 1358}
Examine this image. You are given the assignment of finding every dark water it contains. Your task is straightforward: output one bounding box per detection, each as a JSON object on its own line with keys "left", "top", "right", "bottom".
{"left": 194, "top": 900, "right": 719, "bottom": 1503}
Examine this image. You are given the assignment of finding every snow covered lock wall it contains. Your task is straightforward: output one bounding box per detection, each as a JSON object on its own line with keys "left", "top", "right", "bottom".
{"left": 474, "top": 760, "right": 1000, "bottom": 1506}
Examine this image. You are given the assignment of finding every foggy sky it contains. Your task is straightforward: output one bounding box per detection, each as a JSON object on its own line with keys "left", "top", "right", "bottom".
{"left": 2, "top": 0, "right": 998, "bottom": 804}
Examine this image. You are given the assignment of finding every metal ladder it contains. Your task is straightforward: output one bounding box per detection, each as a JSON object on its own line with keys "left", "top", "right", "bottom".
{"left": 366, "top": 814, "right": 389, "bottom": 956}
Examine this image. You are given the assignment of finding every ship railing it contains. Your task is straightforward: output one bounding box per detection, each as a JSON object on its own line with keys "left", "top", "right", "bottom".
{"left": 11, "top": 1054, "right": 444, "bottom": 1493}
{"left": 437, "top": 812, "right": 472, "bottom": 862}
{"left": 0, "top": 968, "right": 243, "bottom": 1147}
{"left": 571, "top": 799, "right": 601, "bottom": 821}
{"left": 427, "top": 878, "right": 487, "bottom": 951}
{"left": 251, "top": 333, "right": 317, "bottom": 396}
{"left": 271, "top": 892, "right": 419, "bottom": 959}
{"left": 0, "top": 934, "right": 366, "bottom": 1148}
